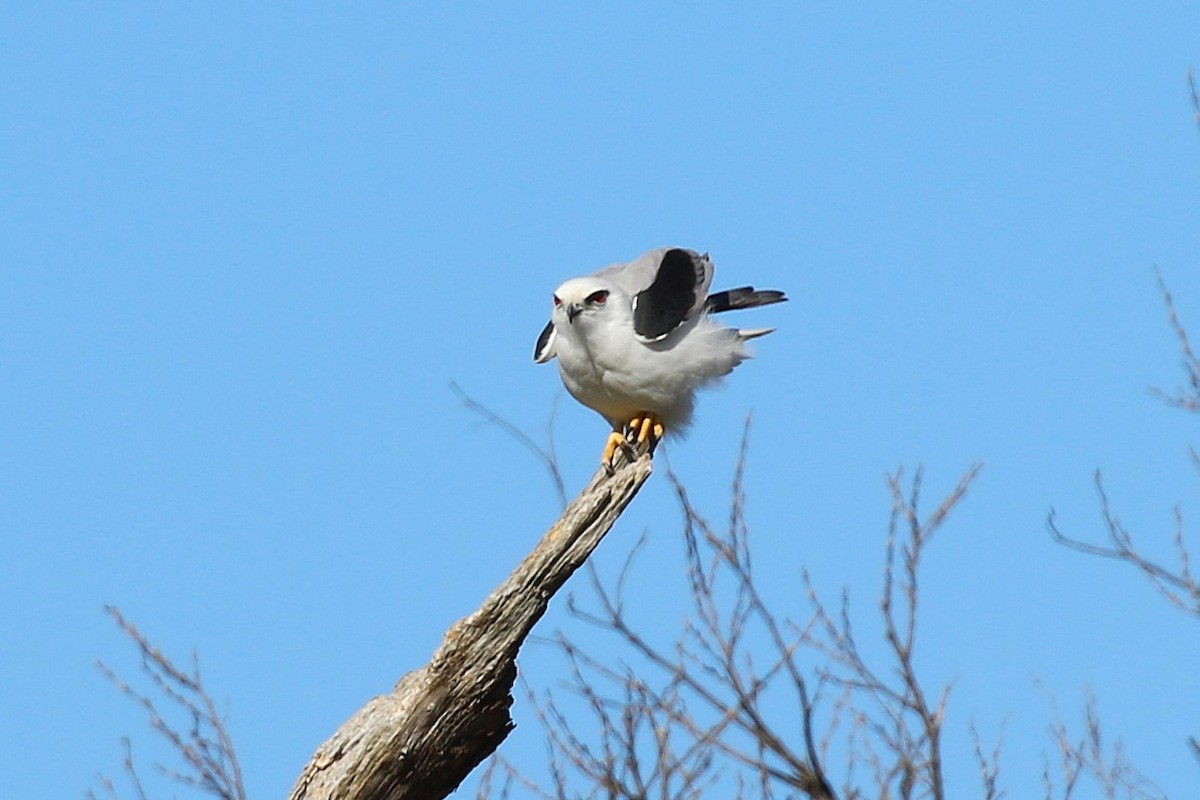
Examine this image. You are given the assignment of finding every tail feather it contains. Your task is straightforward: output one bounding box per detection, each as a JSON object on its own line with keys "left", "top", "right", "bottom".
{"left": 737, "top": 327, "right": 776, "bottom": 340}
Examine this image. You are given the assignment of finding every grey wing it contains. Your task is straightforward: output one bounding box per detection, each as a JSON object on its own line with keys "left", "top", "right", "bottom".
{"left": 596, "top": 247, "right": 715, "bottom": 342}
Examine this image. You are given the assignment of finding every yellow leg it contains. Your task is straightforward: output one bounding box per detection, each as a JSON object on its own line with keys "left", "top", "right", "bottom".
{"left": 636, "top": 415, "right": 653, "bottom": 444}
{"left": 603, "top": 413, "right": 667, "bottom": 473}
{"left": 631, "top": 412, "right": 665, "bottom": 444}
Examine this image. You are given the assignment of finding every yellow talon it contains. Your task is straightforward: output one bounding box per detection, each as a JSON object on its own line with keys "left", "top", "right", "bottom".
{"left": 603, "top": 413, "right": 667, "bottom": 473}
{"left": 601, "top": 431, "right": 625, "bottom": 468}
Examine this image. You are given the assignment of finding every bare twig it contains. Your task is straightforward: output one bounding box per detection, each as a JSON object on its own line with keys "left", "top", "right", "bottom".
{"left": 1046, "top": 274, "right": 1197, "bottom": 792}
{"left": 497, "top": 414, "right": 983, "bottom": 800}
{"left": 452, "top": 380, "right": 568, "bottom": 506}
{"left": 1043, "top": 690, "right": 1167, "bottom": 800}
{"left": 512, "top": 422, "right": 839, "bottom": 798}
{"left": 809, "top": 464, "right": 981, "bottom": 800}
{"left": 1148, "top": 269, "right": 1200, "bottom": 412}
{"left": 1188, "top": 68, "right": 1200, "bottom": 137}
{"left": 94, "top": 606, "right": 246, "bottom": 800}
{"left": 88, "top": 738, "right": 152, "bottom": 800}
{"left": 1048, "top": 471, "right": 1200, "bottom": 617}
{"left": 970, "top": 722, "right": 1005, "bottom": 800}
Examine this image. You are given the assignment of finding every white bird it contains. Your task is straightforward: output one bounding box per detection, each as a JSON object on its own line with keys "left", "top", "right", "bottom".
{"left": 534, "top": 247, "right": 786, "bottom": 469}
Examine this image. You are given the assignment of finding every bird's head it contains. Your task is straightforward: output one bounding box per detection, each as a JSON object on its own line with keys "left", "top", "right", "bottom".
{"left": 552, "top": 277, "right": 620, "bottom": 327}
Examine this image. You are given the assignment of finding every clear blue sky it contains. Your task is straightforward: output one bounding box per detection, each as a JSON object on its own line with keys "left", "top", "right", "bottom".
{"left": 3, "top": 4, "right": 1199, "bottom": 798}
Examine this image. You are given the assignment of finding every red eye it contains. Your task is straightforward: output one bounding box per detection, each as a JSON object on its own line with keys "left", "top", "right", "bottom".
{"left": 587, "top": 290, "right": 609, "bottom": 305}
{"left": 553, "top": 295, "right": 562, "bottom": 306}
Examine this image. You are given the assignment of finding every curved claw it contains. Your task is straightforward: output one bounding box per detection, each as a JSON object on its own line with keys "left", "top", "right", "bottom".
{"left": 602, "top": 413, "right": 667, "bottom": 474}
{"left": 601, "top": 431, "right": 626, "bottom": 471}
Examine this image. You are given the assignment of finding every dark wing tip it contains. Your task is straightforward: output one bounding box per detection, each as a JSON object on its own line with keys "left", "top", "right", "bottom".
{"left": 705, "top": 287, "right": 788, "bottom": 314}
{"left": 533, "top": 319, "right": 555, "bottom": 362}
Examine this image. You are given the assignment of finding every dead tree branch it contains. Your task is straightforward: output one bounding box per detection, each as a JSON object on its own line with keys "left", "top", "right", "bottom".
{"left": 288, "top": 447, "right": 654, "bottom": 800}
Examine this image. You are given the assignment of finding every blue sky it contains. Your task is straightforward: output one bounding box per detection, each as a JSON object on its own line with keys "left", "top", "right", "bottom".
{"left": 3, "top": 4, "right": 1199, "bottom": 798}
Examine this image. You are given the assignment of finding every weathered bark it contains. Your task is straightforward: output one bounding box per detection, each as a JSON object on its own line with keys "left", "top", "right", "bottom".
{"left": 289, "top": 451, "right": 654, "bottom": 800}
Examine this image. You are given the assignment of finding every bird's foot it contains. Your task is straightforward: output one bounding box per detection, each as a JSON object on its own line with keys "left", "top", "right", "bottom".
{"left": 628, "top": 413, "right": 665, "bottom": 446}
{"left": 600, "top": 430, "right": 634, "bottom": 475}
{"left": 600, "top": 413, "right": 665, "bottom": 474}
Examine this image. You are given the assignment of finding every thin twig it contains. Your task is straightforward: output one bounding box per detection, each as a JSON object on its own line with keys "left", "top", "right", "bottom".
{"left": 1148, "top": 269, "right": 1200, "bottom": 412}
{"left": 1048, "top": 471, "right": 1200, "bottom": 616}
{"left": 96, "top": 606, "right": 246, "bottom": 800}
{"left": 451, "top": 380, "right": 568, "bottom": 506}
{"left": 499, "top": 419, "right": 982, "bottom": 800}
{"left": 1188, "top": 68, "right": 1200, "bottom": 137}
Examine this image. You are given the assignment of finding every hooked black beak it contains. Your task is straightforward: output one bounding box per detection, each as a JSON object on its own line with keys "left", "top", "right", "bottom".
{"left": 566, "top": 304, "right": 582, "bottom": 323}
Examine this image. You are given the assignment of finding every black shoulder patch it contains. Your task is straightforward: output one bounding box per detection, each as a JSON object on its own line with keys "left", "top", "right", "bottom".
{"left": 533, "top": 320, "right": 555, "bottom": 362}
{"left": 632, "top": 248, "right": 702, "bottom": 340}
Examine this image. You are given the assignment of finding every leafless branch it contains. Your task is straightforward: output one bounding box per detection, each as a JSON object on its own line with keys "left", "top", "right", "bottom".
{"left": 1148, "top": 270, "right": 1200, "bottom": 413}
{"left": 1042, "top": 691, "right": 1167, "bottom": 800}
{"left": 1048, "top": 471, "right": 1200, "bottom": 617}
{"left": 970, "top": 722, "right": 1005, "bottom": 800}
{"left": 808, "top": 463, "right": 982, "bottom": 800}
{"left": 1045, "top": 274, "right": 1197, "bottom": 794}
{"left": 88, "top": 739, "right": 152, "bottom": 800}
{"left": 1053, "top": 273, "right": 1200, "bottom": 611}
{"left": 93, "top": 606, "right": 245, "bottom": 800}
{"left": 452, "top": 380, "right": 568, "bottom": 507}
{"left": 1188, "top": 68, "right": 1200, "bottom": 138}
{"left": 495, "top": 416, "right": 983, "bottom": 800}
